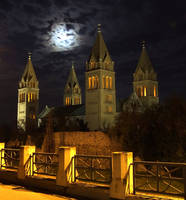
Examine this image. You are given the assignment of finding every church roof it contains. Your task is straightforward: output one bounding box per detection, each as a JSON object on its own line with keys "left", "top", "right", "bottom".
{"left": 88, "top": 24, "right": 112, "bottom": 63}
{"left": 39, "top": 104, "right": 85, "bottom": 119}
{"left": 21, "top": 53, "right": 38, "bottom": 83}
{"left": 65, "top": 62, "right": 80, "bottom": 89}
{"left": 135, "top": 43, "right": 155, "bottom": 73}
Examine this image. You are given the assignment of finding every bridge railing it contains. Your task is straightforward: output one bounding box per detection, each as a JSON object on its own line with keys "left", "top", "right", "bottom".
{"left": 74, "top": 154, "right": 112, "bottom": 184}
{"left": 32, "top": 152, "right": 59, "bottom": 176}
{"left": 133, "top": 161, "right": 186, "bottom": 198}
{"left": 0, "top": 148, "right": 20, "bottom": 170}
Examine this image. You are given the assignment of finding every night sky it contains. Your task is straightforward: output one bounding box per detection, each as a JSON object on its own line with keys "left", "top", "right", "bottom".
{"left": 0, "top": 0, "right": 186, "bottom": 124}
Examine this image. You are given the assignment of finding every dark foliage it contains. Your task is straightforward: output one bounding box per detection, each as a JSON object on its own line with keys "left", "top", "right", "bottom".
{"left": 111, "top": 96, "right": 186, "bottom": 162}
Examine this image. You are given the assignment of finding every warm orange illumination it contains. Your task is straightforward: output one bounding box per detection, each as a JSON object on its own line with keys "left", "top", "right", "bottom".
{"left": 144, "top": 86, "right": 147, "bottom": 96}
{"left": 66, "top": 97, "right": 71, "bottom": 105}
{"left": 154, "top": 85, "right": 156, "bottom": 97}
{"left": 92, "top": 76, "right": 95, "bottom": 88}
{"left": 106, "top": 76, "right": 109, "bottom": 89}
{"left": 109, "top": 77, "right": 112, "bottom": 89}
{"left": 33, "top": 114, "right": 36, "bottom": 119}
{"left": 141, "top": 87, "right": 143, "bottom": 96}
{"left": 108, "top": 106, "right": 112, "bottom": 113}
{"left": 88, "top": 77, "right": 92, "bottom": 89}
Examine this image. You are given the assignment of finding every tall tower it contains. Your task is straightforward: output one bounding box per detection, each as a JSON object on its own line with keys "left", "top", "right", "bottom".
{"left": 17, "top": 53, "right": 39, "bottom": 130}
{"left": 63, "top": 62, "right": 82, "bottom": 106}
{"left": 133, "top": 42, "right": 159, "bottom": 107}
{"left": 85, "top": 24, "right": 116, "bottom": 130}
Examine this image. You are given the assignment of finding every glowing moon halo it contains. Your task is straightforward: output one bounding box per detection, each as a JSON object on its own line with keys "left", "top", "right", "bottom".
{"left": 49, "top": 23, "right": 80, "bottom": 51}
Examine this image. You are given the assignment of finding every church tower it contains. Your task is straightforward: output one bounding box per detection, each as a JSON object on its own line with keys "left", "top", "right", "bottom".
{"left": 133, "top": 42, "right": 159, "bottom": 107}
{"left": 85, "top": 24, "right": 116, "bottom": 130}
{"left": 63, "top": 62, "right": 82, "bottom": 106}
{"left": 17, "top": 53, "right": 39, "bottom": 130}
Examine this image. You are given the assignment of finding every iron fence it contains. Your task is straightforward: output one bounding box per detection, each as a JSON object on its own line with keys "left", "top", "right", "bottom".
{"left": 24, "top": 155, "right": 33, "bottom": 176}
{"left": 74, "top": 154, "right": 112, "bottom": 184}
{"left": 32, "top": 152, "right": 58, "bottom": 176}
{"left": 0, "top": 148, "right": 20, "bottom": 169}
{"left": 133, "top": 161, "right": 186, "bottom": 198}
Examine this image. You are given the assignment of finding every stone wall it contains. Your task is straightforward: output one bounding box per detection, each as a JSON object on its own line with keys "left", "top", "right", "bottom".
{"left": 53, "top": 131, "right": 123, "bottom": 156}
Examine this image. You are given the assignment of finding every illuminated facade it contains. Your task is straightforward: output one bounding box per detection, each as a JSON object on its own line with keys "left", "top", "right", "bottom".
{"left": 85, "top": 24, "right": 116, "bottom": 130}
{"left": 133, "top": 42, "right": 159, "bottom": 107}
{"left": 17, "top": 53, "right": 39, "bottom": 130}
{"left": 38, "top": 26, "right": 159, "bottom": 131}
{"left": 63, "top": 62, "right": 82, "bottom": 106}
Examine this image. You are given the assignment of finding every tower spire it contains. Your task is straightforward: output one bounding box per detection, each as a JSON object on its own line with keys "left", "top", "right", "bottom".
{"left": 97, "top": 24, "right": 101, "bottom": 32}
{"left": 141, "top": 40, "right": 146, "bottom": 49}
{"left": 28, "top": 52, "right": 32, "bottom": 60}
{"left": 72, "top": 61, "right": 74, "bottom": 68}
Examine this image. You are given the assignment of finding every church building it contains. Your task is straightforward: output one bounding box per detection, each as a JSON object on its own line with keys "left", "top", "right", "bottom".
{"left": 17, "top": 25, "right": 159, "bottom": 131}
{"left": 17, "top": 53, "right": 39, "bottom": 130}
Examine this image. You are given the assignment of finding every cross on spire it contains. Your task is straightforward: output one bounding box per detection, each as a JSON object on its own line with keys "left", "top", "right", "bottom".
{"left": 97, "top": 24, "right": 101, "bottom": 32}
{"left": 28, "top": 52, "right": 32, "bottom": 60}
{"left": 141, "top": 40, "right": 146, "bottom": 48}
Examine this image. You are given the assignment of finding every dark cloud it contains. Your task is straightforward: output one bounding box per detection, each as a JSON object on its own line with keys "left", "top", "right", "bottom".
{"left": 0, "top": 0, "right": 186, "bottom": 124}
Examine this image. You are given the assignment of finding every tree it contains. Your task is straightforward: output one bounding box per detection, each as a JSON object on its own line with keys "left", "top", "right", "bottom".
{"left": 111, "top": 95, "right": 186, "bottom": 162}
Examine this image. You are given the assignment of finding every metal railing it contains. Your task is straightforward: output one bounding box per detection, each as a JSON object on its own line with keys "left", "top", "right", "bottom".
{"left": 0, "top": 148, "right": 20, "bottom": 169}
{"left": 133, "top": 161, "right": 186, "bottom": 198}
{"left": 32, "top": 152, "right": 58, "bottom": 176}
{"left": 74, "top": 154, "right": 112, "bottom": 184}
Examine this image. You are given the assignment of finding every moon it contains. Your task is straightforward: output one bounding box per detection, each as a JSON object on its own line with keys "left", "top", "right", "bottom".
{"left": 49, "top": 23, "right": 80, "bottom": 51}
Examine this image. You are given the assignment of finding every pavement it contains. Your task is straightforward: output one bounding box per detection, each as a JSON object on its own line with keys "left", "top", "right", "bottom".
{"left": 0, "top": 183, "right": 77, "bottom": 200}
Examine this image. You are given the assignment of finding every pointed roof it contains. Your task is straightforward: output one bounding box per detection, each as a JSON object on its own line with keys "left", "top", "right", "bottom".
{"left": 135, "top": 42, "right": 155, "bottom": 73}
{"left": 21, "top": 53, "right": 38, "bottom": 83}
{"left": 89, "top": 24, "right": 112, "bottom": 62}
{"left": 66, "top": 62, "right": 80, "bottom": 88}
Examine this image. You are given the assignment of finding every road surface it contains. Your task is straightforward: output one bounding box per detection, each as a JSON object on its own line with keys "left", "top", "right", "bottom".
{"left": 0, "top": 182, "right": 77, "bottom": 200}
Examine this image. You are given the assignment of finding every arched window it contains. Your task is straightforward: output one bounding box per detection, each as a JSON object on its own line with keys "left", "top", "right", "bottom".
{"left": 154, "top": 85, "right": 156, "bottom": 97}
{"left": 95, "top": 76, "right": 99, "bottom": 88}
{"left": 137, "top": 87, "right": 140, "bottom": 97}
{"left": 66, "top": 97, "right": 71, "bottom": 105}
{"left": 102, "top": 76, "right": 105, "bottom": 88}
{"left": 92, "top": 76, "right": 95, "bottom": 88}
{"left": 106, "top": 76, "right": 109, "bottom": 89}
{"left": 141, "top": 86, "right": 143, "bottom": 96}
{"left": 88, "top": 77, "right": 92, "bottom": 89}
{"left": 144, "top": 86, "right": 147, "bottom": 96}
{"left": 28, "top": 93, "right": 30, "bottom": 102}
{"left": 109, "top": 77, "right": 112, "bottom": 89}
{"left": 108, "top": 106, "right": 112, "bottom": 113}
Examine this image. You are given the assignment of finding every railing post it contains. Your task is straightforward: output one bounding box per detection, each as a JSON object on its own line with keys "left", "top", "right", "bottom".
{"left": 0, "top": 143, "right": 5, "bottom": 169}
{"left": 184, "top": 166, "right": 186, "bottom": 200}
{"left": 110, "top": 152, "right": 133, "bottom": 200}
{"left": 17, "top": 145, "right": 36, "bottom": 179}
{"left": 56, "top": 146, "right": 76, "bottom": 186}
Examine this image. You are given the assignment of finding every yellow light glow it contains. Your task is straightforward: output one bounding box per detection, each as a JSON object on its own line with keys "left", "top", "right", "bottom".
{"left": 92, "top": 76, "right": 95, "bottom": 88}
{"left": 109, "top": 77, "right": 112, "bottom": 89}
{"left": 28, "top": 93, "right": 30, "bottom": 102}
{"left": 144, "top": 86, "right": 147, "bottom": 96}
